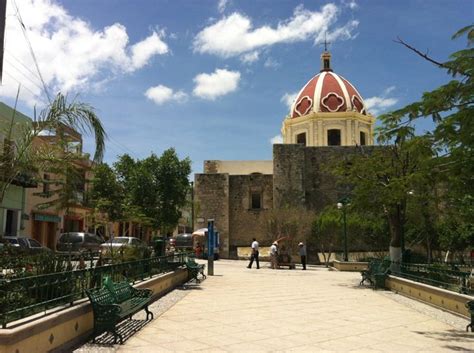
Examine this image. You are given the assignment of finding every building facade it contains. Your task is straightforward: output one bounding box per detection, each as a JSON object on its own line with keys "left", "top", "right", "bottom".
{"left": 0, "top": 102, "right": 35, "bottom": 237}
{"left": 194, "top": 51, "right": 377, "bottom": 259}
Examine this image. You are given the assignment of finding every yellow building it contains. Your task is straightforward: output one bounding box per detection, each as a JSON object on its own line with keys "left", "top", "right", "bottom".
{"left": 24, "top": 126, "right": 94, "bottom": 249}
{"left": 282, "top": 51, "right": 375, "bottom": 146}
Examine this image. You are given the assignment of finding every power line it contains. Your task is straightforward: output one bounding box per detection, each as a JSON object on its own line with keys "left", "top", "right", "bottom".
{"left": 3, "top": 71, "right": 41, "bottom": 98}
{"left": 4, "top": 56, "right": 43, "bottom": 91}
{"left": 11, "top": 0, "right": 51, "bottom": 103}
{"left": 5, "top": 49, "right": 42, "bottom": 82}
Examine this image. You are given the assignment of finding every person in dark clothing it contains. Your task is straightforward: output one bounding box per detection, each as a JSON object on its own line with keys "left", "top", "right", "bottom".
{"left": 298, "top": 242, "right": 307, "bottom": 270}
{"left": 247, "top": 238, "right": 260, "bottom": 269}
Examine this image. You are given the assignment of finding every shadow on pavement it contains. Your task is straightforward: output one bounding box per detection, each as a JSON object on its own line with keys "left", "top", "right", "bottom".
{"left": 89, "top": 318, "right": 152, "bottom": 346}
{"left": 413, "top": 329, "right": 473, "bottom": 350}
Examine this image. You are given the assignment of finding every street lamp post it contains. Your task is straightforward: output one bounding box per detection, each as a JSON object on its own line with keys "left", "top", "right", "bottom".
{"left": 207, "top": 219, "right": 215, "bottom": 276}
{"left": 190, "top": 181, "right": 194, "bottom": 232}
{"left": 337, "top": 197, "right": 350, "bottom": 262}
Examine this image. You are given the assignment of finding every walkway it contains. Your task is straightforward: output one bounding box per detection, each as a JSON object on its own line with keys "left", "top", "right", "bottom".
{"left": 82, "top": 260, "right": 474, "bottom": 352}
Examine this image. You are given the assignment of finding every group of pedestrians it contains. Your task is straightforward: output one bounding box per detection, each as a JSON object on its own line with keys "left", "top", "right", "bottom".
{"left": 246, "top": 238, "right": 307, "bottom": 270}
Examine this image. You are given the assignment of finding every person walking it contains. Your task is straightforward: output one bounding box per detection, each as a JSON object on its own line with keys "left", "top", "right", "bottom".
{"left": 247, "top": 238, "right": 260, "bottom": 269}
{"left": 270, "top": 241, "right": 278, "bottom": 269}
{"left": 298, "top": 242, "right": 307, "bottom": 270}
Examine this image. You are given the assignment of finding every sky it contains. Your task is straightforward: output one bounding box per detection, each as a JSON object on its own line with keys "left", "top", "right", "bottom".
{"left": 0, "top": 0, "right": 472, "bottom": 174}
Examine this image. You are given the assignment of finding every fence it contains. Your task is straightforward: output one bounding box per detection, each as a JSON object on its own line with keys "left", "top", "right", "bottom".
{"left": 390, "top": 262, "right": 473, "bottom": 295}
{"left": 0, "top": 253, "right": 191, "bottom": 328}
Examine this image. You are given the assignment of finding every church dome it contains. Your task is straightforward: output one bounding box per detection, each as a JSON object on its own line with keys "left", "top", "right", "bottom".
{"left": 290, "top": 52, "right": 367, "bottom": 118}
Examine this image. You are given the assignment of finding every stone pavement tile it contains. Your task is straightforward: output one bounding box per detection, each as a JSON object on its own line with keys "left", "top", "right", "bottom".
{"left": 367, "top": 341, "right": 432, "bottom": 352}
{"left": 354, "top": 330, "right": 395, "bottom": 343}
{"left": 226, "top": 329, "right": 270, "bottom": 342}
{"left": 194, "top": 333, "right": 244, "bottom": 348}
{"left": 277, "top": 332, "right": 328, "bottom": 346}
{"left": 254, "top": 326, "right": 301, "bottom": 338}
{"left": 154, "top": 339, "right": 213, "bottom": 351}
{"left": 132, "top": 328, "right": 185, "bottom": 344}
{"left": 222, "top": 340, "right": 273, "bottom": 352}
{"left": 254, "top": 336, "right": 306, "bottom": 350}
{"left": 283, "top": 344, "right": 335, "bottom": 353}
{"left": 317, "top": 335, "right": 373, "bottom": 351}
{"left": 204, "top": 324, "right": 245, "bottom": 335}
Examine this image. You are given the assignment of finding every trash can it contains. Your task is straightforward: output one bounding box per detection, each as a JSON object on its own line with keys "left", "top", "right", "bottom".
{"left": 152, "top": 237, "right": 166, "bottom": 257}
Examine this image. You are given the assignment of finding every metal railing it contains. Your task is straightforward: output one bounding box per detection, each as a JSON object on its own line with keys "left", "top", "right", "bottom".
{"left": 390, "top": 262, "right": 473, "bottom": 295}
{"left": 0, "top": 253, "right": 191, "bottom": 328}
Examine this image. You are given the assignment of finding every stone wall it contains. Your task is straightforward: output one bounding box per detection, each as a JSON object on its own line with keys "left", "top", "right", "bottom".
{"left": 194, "top": 173, "right": 230, "bottom": 258}
{"left": 228, "top": 174, "right": 273, "bottom": 258}
{"left": 272, "top": 144, "right": 305, "bottom": 209}
{"left": 274, "top": 144, "right": 376, "bottom": 212}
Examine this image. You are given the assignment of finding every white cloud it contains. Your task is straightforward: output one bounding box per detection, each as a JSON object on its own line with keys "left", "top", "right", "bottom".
{"left": 365, "top": 86, "right": 398, "bottom": 115}
{"left": 344, "top": 0, "right": 358, "bottom": 10}
{"left": 270, "top": 134, "right": 283, "bottom": 144}
{"left": 240, "top": 51, "right": 259, "bottom": 64}
{"left": 193, "top": 68, "right": 240, "bottom": 100}
{"left": 281, "top": 92, "right": 298, "bottom": 109}
{"left": 2, "top": 0, "right": 169, "bottom": 106}
{"left": 145, "top": 85, "right": 187, "bottom": 105}
{"left": 217, "top": 0, "right": 229, "bottom": 14}
{"left": 193, "top": 4, "right": 358, "bottom": 58}
{"left": 131, "top": 31, "right": 169, "bottom": 69}
{"left": 264, "top": 57, "right": 280, "bottom": 69}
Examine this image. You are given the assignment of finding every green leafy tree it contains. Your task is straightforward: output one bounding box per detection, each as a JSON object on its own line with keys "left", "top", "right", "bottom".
{"left": 335, "top": 136, "right": 434, "bottom": 262}
{"left": 379, "top": 25, "right": 474, "bottom": 257}
{"left": 311, "top": 206, "right": 341, "bottom": 266}
{"left": 109, "top": 149, "right": 191, "bottom": 234}
{"left": 89, "top": 163, "right": 124, "bottom": 222}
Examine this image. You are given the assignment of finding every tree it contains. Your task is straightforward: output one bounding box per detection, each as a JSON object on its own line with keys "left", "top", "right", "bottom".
{"left": 379, "top": 26, "right": 473, "bottom": 251}
{"left": 103, "top": 149, "right": 191, "bottom": 235}
{"left": 311, "top": 206, "right": 341, "bottom": 266}
{"left": 89, "top": 163, "right": 123, "bottom": 222}
{"left": 334, "top": 136, "right": 434, "bottom": 262}
{"left": 0, "top": 93, "right": 106, "bottom": 205}
{"left": 336, "top": 26, "right": 474, "bottom": 262}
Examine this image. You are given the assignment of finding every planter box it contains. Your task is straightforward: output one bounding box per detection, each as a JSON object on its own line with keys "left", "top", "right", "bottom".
{"left": 332, "top": 260, "right": 368, "bottom": 272}
{"left": 386, "top": 275, "right": 473, "bottom": 318}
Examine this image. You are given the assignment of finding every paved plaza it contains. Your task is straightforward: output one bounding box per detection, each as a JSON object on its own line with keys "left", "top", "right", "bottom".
{"left": 79, "top": 260, "right": 473, "bottom": 352}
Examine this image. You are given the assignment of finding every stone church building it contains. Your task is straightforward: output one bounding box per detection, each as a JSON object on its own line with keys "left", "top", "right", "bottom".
{"left": 194, "top": 51, "right": 376, "bottom": 259}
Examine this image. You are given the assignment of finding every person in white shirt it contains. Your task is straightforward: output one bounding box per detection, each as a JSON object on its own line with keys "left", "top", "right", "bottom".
{"left": 247, "top": 238, "right": 260, "bottom": 269}
{"left": 270, "top": 242, "right": 278, "bottom": 269}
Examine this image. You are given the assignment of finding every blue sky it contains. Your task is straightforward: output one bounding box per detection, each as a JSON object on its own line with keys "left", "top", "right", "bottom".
{"left": 1, "top": 0, "right": 471, "bottom": 173}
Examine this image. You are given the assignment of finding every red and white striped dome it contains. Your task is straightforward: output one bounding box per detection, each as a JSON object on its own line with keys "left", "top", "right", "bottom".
{"left": 290, "top": 71, "right": 367, "bottom": 118}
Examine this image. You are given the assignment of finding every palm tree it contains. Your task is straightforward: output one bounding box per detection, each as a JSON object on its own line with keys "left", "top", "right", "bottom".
{"left": 0, "top": 92, "right": 106, "bottom": 205}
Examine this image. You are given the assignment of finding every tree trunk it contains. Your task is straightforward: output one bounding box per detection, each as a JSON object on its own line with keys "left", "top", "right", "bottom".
{"left": 387, "top": 206, "right": 405, "bottom": 271}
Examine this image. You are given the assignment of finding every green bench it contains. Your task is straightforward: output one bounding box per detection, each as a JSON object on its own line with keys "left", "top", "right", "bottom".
{"left": 185, "top": 258, "right": 206, "bottom": 283}
{"left": 86, "top": 278, "right": 153, "bottom": 344}
{"left": 360, "top": 257, "right": 391, "bottom": 289}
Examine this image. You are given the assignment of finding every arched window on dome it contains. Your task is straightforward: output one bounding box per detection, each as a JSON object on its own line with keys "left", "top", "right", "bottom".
{"left": 296, "top": 132, "right": 306, "bottom": 146}
{"left": 360, "top": 131, "right": 367, "bottom": 146}
{"left": 328, "top": 129, "right": 341, "bottom": 146}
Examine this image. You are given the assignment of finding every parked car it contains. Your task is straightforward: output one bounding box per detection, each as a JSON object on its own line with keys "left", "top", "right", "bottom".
{"left": 56, "top": 232, "right": 104, "bottom": 256}
{"left": 100, "top": 237, "right": 150, "bottom": 261}
{"left": 2, "top": 236, "right": 52, "bottom": 254}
